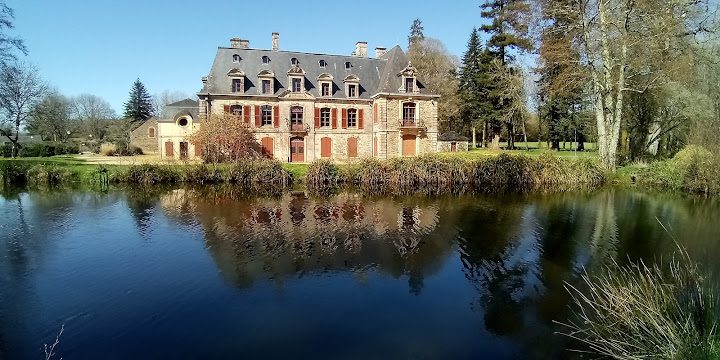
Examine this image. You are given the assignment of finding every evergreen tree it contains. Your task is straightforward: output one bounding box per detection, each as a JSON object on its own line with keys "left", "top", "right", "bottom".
{"left": 408, "top": 18, "right": 425, "bottom": 49}
{"left": 122, "top": 79, "right": 154, "bottom": 124}
{"left": 479, "top": 0, "right": 533, "bottom": 65}
{"left": 459, "top": 28, "right": 498, "bottom": 145}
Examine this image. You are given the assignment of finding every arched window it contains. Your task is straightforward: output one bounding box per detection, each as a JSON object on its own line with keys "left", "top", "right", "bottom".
{"left": 347, "top": 137, "right": 358, "bottom": 158}
{"left": 345, "top": 61, "right": 351, "bottom": 69}
{"left": 148, "top": 127, "right": 155, "bottom": 138}
{"left": 232, "top": 54, "right": 241, "bottom": 63}
{"left": 319, "top": 59, "right": 327, "bottom": 68}
{"left": 262, "top": 56, "right": 270, "bottom": 64}
{"left": 320, "top": 108, "right": 331, "bottom": 127}
{"left": 291, "top": 57, "right": 300, "bottom": 66}
{"left": 290, "top": 106, "right": 303, "bottom": 131}
{"left": 261, "top": 105, "right": 273, "bottom": 126}
{"left": 347, "top": 108, "right": 358, "bottom": 127}
{"left": 229, "top": 105, "right": 242, "bottom": 116}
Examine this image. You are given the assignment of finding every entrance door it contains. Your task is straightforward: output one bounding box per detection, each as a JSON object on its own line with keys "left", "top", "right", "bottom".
{"left": 290, "top": 137, "right": 305, "bottom": 162}
{"left": 451, "top": 142, "right": 457, "bottom": 152}
{"left": 179, "top": 142, "right": 189, "bottom": 160}
{"left": 402, "top": 135, "right": 416, "bottom": 157}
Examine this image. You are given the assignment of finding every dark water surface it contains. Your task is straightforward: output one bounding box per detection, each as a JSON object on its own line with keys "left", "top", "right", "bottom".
{"left": 1, "top": 187, "right": 719, "bottom": 359}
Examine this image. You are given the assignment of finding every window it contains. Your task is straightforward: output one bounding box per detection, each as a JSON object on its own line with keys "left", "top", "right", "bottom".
{"left": 262, "top": 56, "right": 270, "bottom": 64}
{"left": 321, "top": 82, "right": 330, "bottom": 96}
{"left": 319, "top": 59, "right": 327, "bottom": 68}
{"left": 291, "top": 57, "right": 300, "bottom": 65}
{"left": 291, "top": 78, "right": 302, "bottom": 92}
{"left": 232, "top": 54, "right": 241, "bottom": 63}
{"left": 177, "top": 117, "right": 188, "bottom": 127}
{"left": 347, "top": 84, "right": 357, "bottom": 98}
{"left": 262, "top": 79, "right": 272, "bottom": 94}
{"left": 290, "top": 106, "right": 303, "bottom": 131}
{"left": 403, "top": 102, "right": 416, "bottom": 123}
{"left": 345, "top": 61, "right": 351, "bottom": 69}
{"left": 405, "top": 77, "right": 414, "bottom": 92}
{"left": 347, "top": 109, "right": 357, "bottom": 127}
{"left": 229, "top": 105, "right": 242, "bottom": 116}
{"left": 320, "top": 108, "right": 331, "bottom": 127}
{"left": 148, "top": 127, "right": 155, "bottom": 138}
{"left": 231, "top": 78, "right": 243, "bottom": 93}
{"left": 261, "top": 105, "right": 272, "bottom": 126}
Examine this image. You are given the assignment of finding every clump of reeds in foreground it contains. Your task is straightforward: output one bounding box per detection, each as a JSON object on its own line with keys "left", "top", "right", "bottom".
{"left": 558, "top": 247, "right": 720, "bottom": 359}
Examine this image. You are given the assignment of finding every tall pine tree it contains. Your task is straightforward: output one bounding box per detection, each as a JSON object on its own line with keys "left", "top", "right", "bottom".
{"left": 480, "top": 0, "right": 533, "bottom": 149}
{"left": 122, "top": 79, "right": 154, "bottom": 124}
{"left": 459, "top": 28, "right": 498, "bottom": 146}
{"left": 408, "top": 18, "right": 425, "bottom": 49}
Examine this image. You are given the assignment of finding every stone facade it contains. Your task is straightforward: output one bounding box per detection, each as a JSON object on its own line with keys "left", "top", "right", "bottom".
{"left": 160, "top": 34, "right": 440, "bottom": 163}
{"left": 130, "top": 118, "right": 159, "bottom": 154}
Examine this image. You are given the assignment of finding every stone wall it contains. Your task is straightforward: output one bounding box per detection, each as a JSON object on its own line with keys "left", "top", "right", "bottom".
{"left": 130, "top": 118, "right": 159, "bottom": 154}
{"left": 437, "top": 140, "right": 469, "bottom": 152}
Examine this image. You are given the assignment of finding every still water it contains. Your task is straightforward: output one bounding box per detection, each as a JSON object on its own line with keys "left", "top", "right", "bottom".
{"left": 0, "top": 187, "right": 719, "bottom": 359}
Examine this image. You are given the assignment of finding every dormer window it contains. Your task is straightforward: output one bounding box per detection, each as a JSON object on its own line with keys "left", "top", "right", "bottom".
{"left": 291, "top": 58, "right": 300, "bottom": 66}
{"left": 317, "top": 73, "right": 334, "bottom": 97}
{"left": 232, "top": 54, "right": 241, "bottom": 63}
{"left": 231, "top": 78, "right": 243, "bottom": 93}
{"left": 227, "top": 68, "right": 245, "bottom": 94}
{"left": 405, "top": 77, "right": 415, "bottom": 93}
{"left": 258, "top": 69, "right": 275, "bottom": 95}
{"left": 343, "top": 74, "right": 360, "bottom": 98}
{"left": 319, "top": 60, "right": 327, "bottom": 68}
{"left": 345, "top": 61, "right": 351, "bottom": 70}
{"left": 291, "top": 78, "right": 302, "bottom": 92}
{"left": 262, "top": 56, "right": 270, "bottom": 64}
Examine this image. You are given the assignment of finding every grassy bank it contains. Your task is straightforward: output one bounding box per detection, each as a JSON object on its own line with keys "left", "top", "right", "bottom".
{"left": 613, "top": 146, "right": 720, "bottom": 196}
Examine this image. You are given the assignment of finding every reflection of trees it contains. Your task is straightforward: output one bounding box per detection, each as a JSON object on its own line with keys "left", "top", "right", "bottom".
{"left": 160, "top": 190, "right": 459, "bottom": 295}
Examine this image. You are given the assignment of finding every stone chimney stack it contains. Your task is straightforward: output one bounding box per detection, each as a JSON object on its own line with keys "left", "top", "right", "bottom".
{"left": 230, "top": 38, "right": 249, "bottom": 49}
{"left": 272, "top": 32, "right": 279, "bottom": 51}
{"left": 375, "top": 47, "right": 387, "bottom": 58}
{"left": 354, "top": 41, "right": 368, "bottom": 57}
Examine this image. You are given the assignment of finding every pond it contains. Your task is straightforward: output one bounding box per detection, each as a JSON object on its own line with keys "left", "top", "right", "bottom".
{"left": 1, "top": 187, "right": 719, "bottom": 359}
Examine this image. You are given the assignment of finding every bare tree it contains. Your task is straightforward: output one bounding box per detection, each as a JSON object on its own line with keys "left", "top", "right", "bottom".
{"left": 71, "top": 93, "right": 116, "bottom": 139}
{"left": 28, "top": 92, "right": 78, "bottom": 142}
{"left": 0, "top": 62, "right": 46, "bottom": 156}
{"left": 538, "top": 0, "right": 716, "bottom": 169}
{"left": 0, "top": 2, "right": 26, "bottom": 64}
{"left": 490, "top": 59, "right": 530, "bottom": 149}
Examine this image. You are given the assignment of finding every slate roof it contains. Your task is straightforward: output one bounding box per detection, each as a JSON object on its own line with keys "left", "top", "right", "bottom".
{"left": 166, "top": 99, "right": 199, "bottom": 108}
{"left": 438, "top": 131, "right": 469, "bottom": 141}
{"left": 200, "top": 45, "right": 434, "bottom": 98}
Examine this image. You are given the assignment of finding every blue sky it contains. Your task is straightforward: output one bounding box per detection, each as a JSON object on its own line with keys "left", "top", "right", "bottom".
{"left": 8, "top": 0, "right": 485, "bottom": 113}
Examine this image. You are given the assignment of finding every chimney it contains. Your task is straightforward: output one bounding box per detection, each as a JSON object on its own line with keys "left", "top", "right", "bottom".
{"left": 375, "top": 47, "right": 387, "bottom": 58}
{"left": 230, "top": 37, "right": 249, "bottom": 49}
{"left": 354, "top": 41, "right": 368, "bottom": 57}
{"left": 272, "top": 32, "right": 279, "bottom": 51}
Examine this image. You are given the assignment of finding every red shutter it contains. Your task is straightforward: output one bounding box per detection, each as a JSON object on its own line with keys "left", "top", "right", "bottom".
{"left": 243, "top": 105, "right": 250, "bottom": 125}
{"left": 348, "top": 138, "right": 357, "bottom": 158}
{"left": 223, "top": 104, "right": 230, "bottom": 113}
{"left": 341, "top": 108, "right": 347, "bottom": 129}
{"left": 314, "top": 108, "right": 320, "bottom": 129}
{"left": 273, "top": 105, "right": 280, "bottom": 128}
{"left": 255, "top": 105, "right": 261, "bottom": 127}
{"left": 358, "top": 109, "right": 364, "bottom": 129}
{"left": 331, "top": 108, "right": 338, "bottom": 129}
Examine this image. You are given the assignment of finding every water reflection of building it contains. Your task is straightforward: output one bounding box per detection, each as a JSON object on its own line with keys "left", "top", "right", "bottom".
{"left": 160, "top": 189, "right": 454, "bottom": 293}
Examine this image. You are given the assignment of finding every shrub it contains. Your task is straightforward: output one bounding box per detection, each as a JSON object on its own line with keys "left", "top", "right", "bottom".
{"left": 114, "top": 164, "right": 179, "bottom": 184}
{"left": 26, "top": 164, "right": 74, "bottom": 185}
{"left": 188, "top": 113, "right": 260, "bottom": 163}
{"left": 16, "top": 142, "right": 79, "bottom": 157}
{"left": 226, "top": 158, "right": 291, "bottom": 186}
{"left": 306, "top": 159, "right": 342, "bottom": 188}
{"left": 181, "top": 164, "right": 224, "bottom": 184}
{"left": 100, "top": 143, "right": 117, "bottom": 156}
{"left": 0, "top": 160, "right": 29, "bottom": 184}
{"left": 558, "top": 248, "right": 720, "bottom": 359}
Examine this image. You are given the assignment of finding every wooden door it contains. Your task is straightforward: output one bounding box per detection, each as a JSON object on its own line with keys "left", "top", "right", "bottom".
{"left": 179, "top": 142, "right": 189, "bottom": 160}
{"left": 320, "top": 137, "right": 332, "bottom": 158}
{"left": 290, "top": 137, "right": 304, "bottom": 162}
{"left": 261, "top": 137, "right": 274, "bottom": 158}
{"left": 164, "top": 141, "right": 173, "bottom": 158}
{"left": 402, "top": 135, "right": 416, "bottom": 157}
{"left": 451, "top": 142, "right": 457, "bottom": 152}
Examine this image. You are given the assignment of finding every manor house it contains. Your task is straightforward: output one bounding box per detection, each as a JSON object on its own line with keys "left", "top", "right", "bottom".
{"left": 157, "top": 33, "right": 440, "bottom": 162}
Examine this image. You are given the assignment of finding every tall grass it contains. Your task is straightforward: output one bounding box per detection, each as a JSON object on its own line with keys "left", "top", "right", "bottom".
{"left": 558, "top": 247, "right": 720, "bottom": 359}
{"left": 306, "top": 154, "right": 606, "bottom": 195}
{"left": 623, "top": 146, "right": 720, "bottom": 195}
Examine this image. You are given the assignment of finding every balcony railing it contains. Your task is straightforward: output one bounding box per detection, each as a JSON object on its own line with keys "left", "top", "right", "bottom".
{"left": 399, "top": 119, "right": 425, "bottom": 135}
{"left": 290, "top": 123, "right": 310, "bottom": 135}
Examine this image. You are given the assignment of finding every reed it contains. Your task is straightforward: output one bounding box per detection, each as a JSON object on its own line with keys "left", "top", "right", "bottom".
{"left": 558, "top": 247, "right": 720, "bottom": 359}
